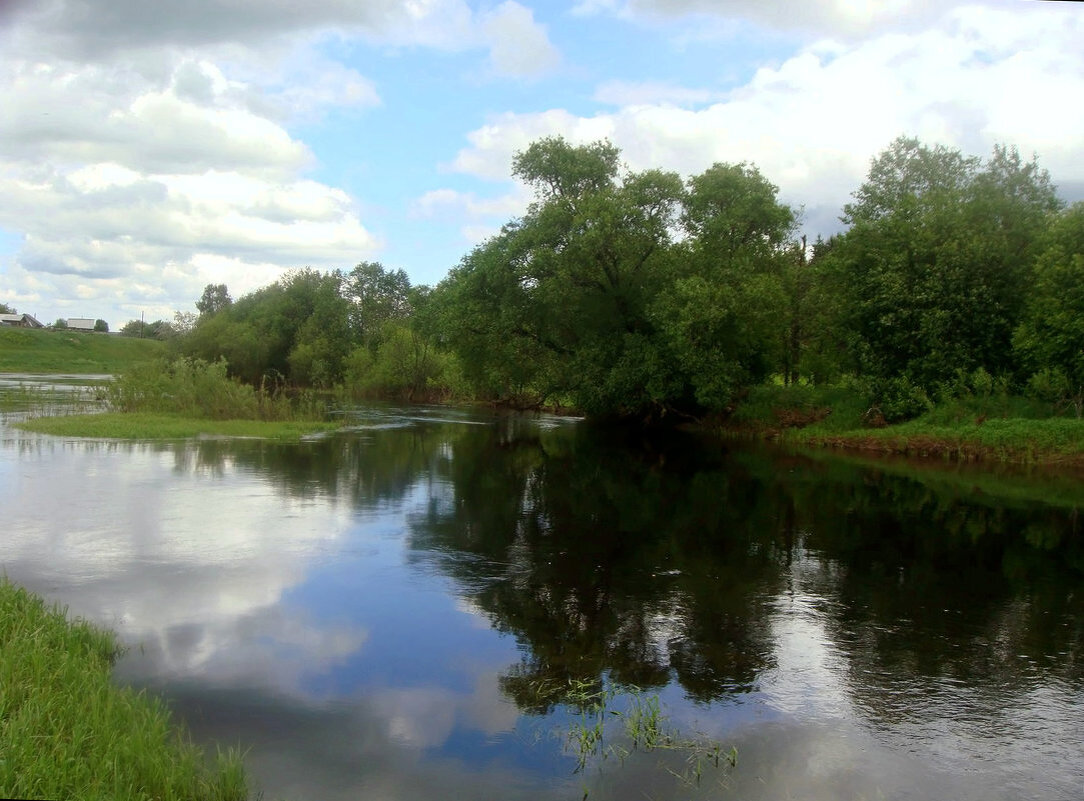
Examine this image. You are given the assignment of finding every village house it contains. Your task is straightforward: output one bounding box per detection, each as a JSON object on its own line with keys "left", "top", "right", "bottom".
{"left": 0, "top": 312, "right": 44, "bottom": 329}
{"left": 65, "top": 318, "right": 96, "bottom": 332}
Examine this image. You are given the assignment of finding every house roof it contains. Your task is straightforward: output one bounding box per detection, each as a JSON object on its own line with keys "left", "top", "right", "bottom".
{"left": 1, "top": 313, "right": 44, "bottom": 328}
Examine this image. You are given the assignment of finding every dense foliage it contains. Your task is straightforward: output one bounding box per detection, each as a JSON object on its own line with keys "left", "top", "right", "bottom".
{"left": 426, "top": 138, "right": 795, "bottom": 419}
{"left": 162, "top": 135, "right": 1081, "bottom": 423}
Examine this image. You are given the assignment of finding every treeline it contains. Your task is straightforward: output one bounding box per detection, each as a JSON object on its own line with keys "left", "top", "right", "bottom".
{"left": 122, "top": 135, "right": 1084, "bottom": 421}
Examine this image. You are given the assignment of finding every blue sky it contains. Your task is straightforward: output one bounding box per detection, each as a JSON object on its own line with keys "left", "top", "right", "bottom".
{"left": 0, "top": 0, "right": 1081, "bottom": 328}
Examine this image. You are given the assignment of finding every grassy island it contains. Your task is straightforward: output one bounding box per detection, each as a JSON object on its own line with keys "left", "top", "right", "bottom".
{"left": 0, "top": 578, "right": 248, "bottom": 801}
{"left": 17, "top": 411, "right": 340, "bottom": 440}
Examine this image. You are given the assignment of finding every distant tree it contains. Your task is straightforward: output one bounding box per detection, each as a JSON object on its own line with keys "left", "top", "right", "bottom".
{"left": 94, "top": 319, "right": 109, "bottom": 333}
{"left": 0, "top": 303, "right": 14, "bottom": 314}
{"left": 184, "top": 269, "right": 353, "bottom": 386}
{"left": 195, "top": 284, "right": 232, "bottom": 317}
{"left": 173, "top": 311, "right": 197, "bottom": 335}
{"left": 343, "top": 262, "right": 412, "bottom": 349}
{"left": 119, "top": 319, "right": 143, "bottom": 337}
{"left": 119, "top": 318, "right": 178, "bottom": 339}
{"left": 53, "top": 318, "right": 67, "bottom": 329}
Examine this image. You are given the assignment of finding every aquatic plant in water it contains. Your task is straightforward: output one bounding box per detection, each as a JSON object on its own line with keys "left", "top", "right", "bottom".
{"left": 539, "top": 678, "right": 737, "bottom": 796}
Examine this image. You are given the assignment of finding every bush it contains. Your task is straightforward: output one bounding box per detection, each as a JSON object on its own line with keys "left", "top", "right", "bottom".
{"left": 872, "top": 376, "right": 932, "bottom": 423}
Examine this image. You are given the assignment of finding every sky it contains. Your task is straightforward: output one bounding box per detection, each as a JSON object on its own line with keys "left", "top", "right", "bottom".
{"left": 0, "top": 0, "right": 1081, "bottom": 329}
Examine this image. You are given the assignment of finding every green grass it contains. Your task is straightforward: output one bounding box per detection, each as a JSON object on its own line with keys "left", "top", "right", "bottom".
{"left": 727, "top": 382, "right": 1084, "bottom": 464}
{"left": 789, "top": 417, "right": 1084, "bottom": 463}
{"left": 0, "top": 327, "right": 166, "bottom": 373}
{"left": 0, "top": 578, "right": 248, "bottom": 801}
{"left": 16, "top": 411, "right": 341, "bottom": 440}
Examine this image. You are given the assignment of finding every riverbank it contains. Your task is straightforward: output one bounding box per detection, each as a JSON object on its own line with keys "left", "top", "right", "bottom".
{"left": 16, "top": 411, "right": 342, "bottom": 440}
{"left": 0, "top": 327, "right": 165, "bottom": 373}
{"left": 722, "top": 384, "right": 1084, "bottom": 466}
{"left": 0, "top": 578, "right": 248, "bottom": 801}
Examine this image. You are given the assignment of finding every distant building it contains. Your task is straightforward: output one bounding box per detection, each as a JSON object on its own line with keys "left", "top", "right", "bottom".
{"left": 0, "top": 313, "right": 44, "bottom": 329}
{"left": 66, "top": 318, "right": 96, "bottom": 332}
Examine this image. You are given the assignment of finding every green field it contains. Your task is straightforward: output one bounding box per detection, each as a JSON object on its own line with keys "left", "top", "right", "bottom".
{"left": 0, "top": 578, "right": 248, "bottom": 801}
{"left": 0, "top": 327, "right": 166, "bottom": 373}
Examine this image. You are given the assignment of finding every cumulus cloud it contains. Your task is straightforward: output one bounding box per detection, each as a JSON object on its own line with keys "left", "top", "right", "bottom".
{"left": 0, "top": 41, "right": 379, "bottom": 324}
{"left": 0, "top": 0, "right": 564, "bottom": 324}
{"left": 452, "top": 3, "right": 1084, "bottom": 238}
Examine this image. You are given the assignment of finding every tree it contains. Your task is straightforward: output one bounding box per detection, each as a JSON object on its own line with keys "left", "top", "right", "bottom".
{"left": 119, "top": 319, "right": 178, "bottom": 339}
{"left": 53, "top": 318, "right": 67, "bottom": 329}
{"left": 824, "top": 137, "right": 1061, "bottom": 395}
{"left": 173, "top": 311, "right": 197, "bottom": 336}
{"left": 0, "top": 303, "right": 14, "bottom": 314}
{"left": 652, "top": 162, "right": 796, "bottom": 409}
{"left": 94, "top": 319, "right": 109, "bottom": 333}
{"left": 434, "top": 137, "right": 687, "bottom": 417}
{"left": 184, "top": 269, "right": 353, "bottom": 386}
{"left": 432, "top": 137, "right": 798, "bottom": 419}
{"left": 343, "top": 262, "right": 412, "bottom": 349}
{"left": 195, "top": 283, "right": 232, "bottom": 317}
{"left": 1013, "top": 203, "right": 1084, "bottom": 415}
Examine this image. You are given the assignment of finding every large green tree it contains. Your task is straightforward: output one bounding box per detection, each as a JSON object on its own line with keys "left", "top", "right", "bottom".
{"left": 431, "top": 137, "right": 797, "bottom": 419}
{"left": 652, "top": 162, "right": 795, "bottom": 410}
{"left": 824, "top": 137, "right": 1061, "bottom": 392}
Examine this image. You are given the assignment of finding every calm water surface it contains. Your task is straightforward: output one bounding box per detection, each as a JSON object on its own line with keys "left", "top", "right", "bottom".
{"left": 1, "top": 387, "right": 1082, "bottom": 800}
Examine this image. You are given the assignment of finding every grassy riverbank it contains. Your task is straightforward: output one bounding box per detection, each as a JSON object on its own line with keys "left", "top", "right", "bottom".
{"left": 17, "top": 412, "right": 341, "bottom": 440}
{"left": 726, "top": 384, "right": 1084, "bottom": 465}
{"left": 0, "top": 327, "right": 166, "bottom": 373}
{"left": 0, "top": 578, "right": 248, "bottom": 801}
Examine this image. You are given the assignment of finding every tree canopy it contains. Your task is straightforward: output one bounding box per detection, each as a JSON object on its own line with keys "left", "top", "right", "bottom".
{"left": 822, "top": 137, "right": 1061, "bottom": 394}
{"left": 429, "top": 136, "right": 797, "bottom": 419}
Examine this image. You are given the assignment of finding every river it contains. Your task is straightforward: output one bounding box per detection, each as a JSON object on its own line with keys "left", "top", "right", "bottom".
{"left": 0, "top": 389, "right": 1081, "bottom": 800}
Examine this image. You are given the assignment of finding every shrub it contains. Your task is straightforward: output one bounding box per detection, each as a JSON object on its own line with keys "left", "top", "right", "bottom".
{"left": 108, "top": 358, "right": 264, "bottom": 420}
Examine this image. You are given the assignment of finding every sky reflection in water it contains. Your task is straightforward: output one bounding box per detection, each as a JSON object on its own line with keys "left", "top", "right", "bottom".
{"left": 0, "top": 400, "right": 1081, "bottom": 800}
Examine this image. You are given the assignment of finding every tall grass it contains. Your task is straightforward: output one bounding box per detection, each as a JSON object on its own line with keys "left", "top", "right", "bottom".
{"left": 108, "top": 357, "right": 326, "bottom": 421}
{"left": 0, "top": 578, "right": 248, "bottom": 801}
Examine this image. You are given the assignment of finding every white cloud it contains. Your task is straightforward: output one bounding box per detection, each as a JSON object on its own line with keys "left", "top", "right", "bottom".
{"left": 594, "top": 79, "right": 723, "bottom": 107}
{"left": 481, "top": 2, "right": 561, "bottom": 78}
{"left": 0, "top": 51, "right": 379, "bottom": 326}
{"left": 451, "top": 4, "right": 1084, "bottom": 238}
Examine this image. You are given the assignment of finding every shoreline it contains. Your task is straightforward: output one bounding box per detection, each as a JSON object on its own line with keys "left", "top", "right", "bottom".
{"left": 0, "top": 578, "right": 248, "bottom": 800}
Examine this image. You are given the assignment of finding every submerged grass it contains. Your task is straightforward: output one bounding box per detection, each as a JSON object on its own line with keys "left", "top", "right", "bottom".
{"left": 546, "top": 678, "right": 736, "bottom": 794}
{"left": 0, "top": 578, "right": 248, "bottom": 801}
{"left": 16, "top": 411, "right": 340, "bottom": 440}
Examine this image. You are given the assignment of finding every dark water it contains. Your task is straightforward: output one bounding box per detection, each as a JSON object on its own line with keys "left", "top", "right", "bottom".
{"left": 1, "top": 397, "right": 1082, "bottom": 800}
